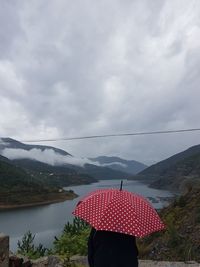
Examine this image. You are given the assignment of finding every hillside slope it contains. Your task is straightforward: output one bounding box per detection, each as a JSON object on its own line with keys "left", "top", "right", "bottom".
{"left": 138, "top": 184, "right": 200, "bottom": 262}
{"left": 12, "top": 158, "right": 97, "bottom": 186}
{"left": 73, "top": 163, "right": 130, "bottom": 180}
{"left": 130, "top": 145, "right": 200, "bottom": 191}
{"left": 0, "top": 156, "right": 77, "bottom": 207}
{"left": 0, "top": 156, "right": 44, "bottom": 191}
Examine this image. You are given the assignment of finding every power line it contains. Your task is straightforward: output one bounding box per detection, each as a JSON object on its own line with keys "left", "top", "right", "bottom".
{"left": 18, "top": 127, "right": 200, "bottom": 143}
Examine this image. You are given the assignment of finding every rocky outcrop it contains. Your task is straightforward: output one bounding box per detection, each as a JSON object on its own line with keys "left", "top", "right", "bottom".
{"left": 9, "top": 255, "right": 63, "bottom": 267}
{"left": 31, "top": 256, "right": 63, "bottom": 267}
{"left": 0, "top": 233, "right": 9, "bottom": 267}
{"left": 70, "top": 257, "right": 200, "bottom": 267}
{"left": 10, "top": 255, "right": 200, "bottom": 267}
{"left": 139, "top": 260, "right": 200, "bottom": 267}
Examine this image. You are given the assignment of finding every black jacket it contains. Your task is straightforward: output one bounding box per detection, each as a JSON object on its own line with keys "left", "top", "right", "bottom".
{"left": 88, "top": 228, "right": 138, "bottom": 267}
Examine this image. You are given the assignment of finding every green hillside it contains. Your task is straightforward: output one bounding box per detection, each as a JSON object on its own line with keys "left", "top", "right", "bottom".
{"left": 150, "top": 152, "right": 200, "bottom": 191}
{"left": 0, "top": 156, "right": 77, "bottom": 207}
{"left": 130, "top": 145, "right": 200, "bottom": 192}
{"left": 12, "top": 158, "right": 97, "bottom": 187}
{"left": 138, "top": 183, "right": 200, "bottom": 262}
{"left": 0, "top": 156, "right": 44, "bottom": 191}
{"left": 77, "top": 163, "right": 130, "bottom": 180}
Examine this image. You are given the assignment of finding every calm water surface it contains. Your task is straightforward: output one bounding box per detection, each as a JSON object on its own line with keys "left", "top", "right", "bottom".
{"left": 0, "top": 179, "right": 173, "bottom": 252}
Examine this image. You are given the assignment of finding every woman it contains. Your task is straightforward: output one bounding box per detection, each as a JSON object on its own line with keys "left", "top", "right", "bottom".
{"left": 88, "top": 228, "right": 138, "bottom": 267}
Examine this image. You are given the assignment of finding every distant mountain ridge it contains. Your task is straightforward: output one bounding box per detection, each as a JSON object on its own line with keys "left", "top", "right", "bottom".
{"left": 0, "top": 137, "right": 71, "bottom": 156}
{"left": 130, "top": 144, "right": 200, "bottom": 192}
{"left": 0, "top": 137, "right": 133, "bottom": 181}
{"left": 90, "top": 156, "right": 147, "bottom": 175}
{"left": 0, "top": 138, "right": 97, "bottom": 187}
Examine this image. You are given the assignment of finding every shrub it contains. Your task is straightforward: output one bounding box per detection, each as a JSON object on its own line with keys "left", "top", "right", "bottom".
{"left": 177, "top": 195, "right": 187, "bottom": 207}
{"left": 53, "top": 218, "right": 90, "bottom": 258}
{"left": 17, "top": 231, "right": 48, "bottom": 259}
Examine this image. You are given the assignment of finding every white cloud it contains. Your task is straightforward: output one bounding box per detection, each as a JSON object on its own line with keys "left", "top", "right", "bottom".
{"left": 0, "top": 138, "right": 10, "bottom": 146}
{"left": 99, "top": 162, "right": 127, "bottom": 168}
{"left": 2, "top": 148, "right": 94, "bottom": 167}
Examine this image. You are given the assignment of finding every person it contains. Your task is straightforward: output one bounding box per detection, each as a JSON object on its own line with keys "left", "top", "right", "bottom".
{"left": 88, "top": 227, "right": 138, "bottom": 267}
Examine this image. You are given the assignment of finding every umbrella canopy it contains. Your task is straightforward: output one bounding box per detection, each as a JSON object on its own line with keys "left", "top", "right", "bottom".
{"left": 72, "top": 188, "right": 165, "bottom": 237}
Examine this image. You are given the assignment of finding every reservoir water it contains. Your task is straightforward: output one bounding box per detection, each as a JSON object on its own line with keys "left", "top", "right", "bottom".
{"left": 0, "top": 179, "right": 173, "bottom": 252}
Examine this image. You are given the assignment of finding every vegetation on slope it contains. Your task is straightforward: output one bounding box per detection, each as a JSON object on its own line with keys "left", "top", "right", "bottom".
{"left": 138, "top": 183, "right": 200, "bottom": 262}
{"left": 0, "top": 157, "right": 77, "bottom": 208}
{"left": 130, "top": 145, "right": 200, "bottom": 192}
{"left": 17, "top": 218, "right": 90, "bottom": 266}
{"left": 53, "top": 218, "right": 90, "bottom": 257}
{"left": 0, "top": 157, "right": 44, "bottom": 191}
{"left": 13, "top": 159, "right": 97, "bottom": 187}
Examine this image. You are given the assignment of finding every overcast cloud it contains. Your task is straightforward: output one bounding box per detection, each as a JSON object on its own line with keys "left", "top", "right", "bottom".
{"left": 0, "top": 0, "right": 200, "bottom": 165}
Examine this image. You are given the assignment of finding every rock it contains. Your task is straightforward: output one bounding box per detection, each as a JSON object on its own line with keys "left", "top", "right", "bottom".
{"left": 9, "top": 255, "right": 32, "bottom": 267}
{"left": 139, "top": 260, "right": 200, "bottom": 266}
{"left": 9, "top": 256, "right": 23, "bottom": 267}
{"left": 70, "top": 255, "right": 88, "bottom": 266}
{"left": 22, "top": 260, "right": 32, "bottom": 267}
{"left": 31, "top": 256, "right": 48, "bottom": 267}
{"left": 0, "top": 233, "right": 9, "bottom": 267}
{"left": 31, "top": 256, "right": 64, "bottom": 267}
{"left": 7, "top": 254, "right": 200, "bottom": 267}
{"left": 48, "top": 255, "right": 63, "bottom": 267}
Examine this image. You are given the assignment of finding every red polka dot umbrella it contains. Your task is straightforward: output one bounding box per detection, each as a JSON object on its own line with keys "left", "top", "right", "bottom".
{"left": 72, "top": 187, "right": 165, "bottom": 237}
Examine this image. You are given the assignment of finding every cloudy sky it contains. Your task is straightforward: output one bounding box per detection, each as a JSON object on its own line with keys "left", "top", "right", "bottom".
{"left": 0, "top": 0, "right": 200, "bottom": 165}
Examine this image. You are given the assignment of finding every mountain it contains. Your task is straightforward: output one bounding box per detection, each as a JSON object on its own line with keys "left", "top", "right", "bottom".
{"left": 74, "top": 163, "right": 130, "bottom": 180}
{"left": 12, "top": 158, "right": 96, "bottom": 187}
{"left": 0, "top": 155, "right": 78, "bottom": 207}
{"left": 13, "top": 158, "right": 129, "bottom": 181}
{"left": 0, "top": 137, "right": 71, "bottom": 156}
{"left": 0, "top": 155, "right": 42, "bottom": 191}
{"left": 89, "top": 156, "right": 147, "bottom": 175}
{"left": 0, "top": 138, "right": 129, "bottom": 181}
{"left": 0, "top": 138, "right": 97, "bottom": 186}
{"left": 0, "top": 154, "right": 10, "bottom": 163}
{"left": 130, "top": 144, "right": 200, "bottom": 192}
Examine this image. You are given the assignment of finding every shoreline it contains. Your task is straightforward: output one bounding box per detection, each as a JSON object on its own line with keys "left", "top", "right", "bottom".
{"left": 0, "top": 192, "right": 78, "bottom": 211}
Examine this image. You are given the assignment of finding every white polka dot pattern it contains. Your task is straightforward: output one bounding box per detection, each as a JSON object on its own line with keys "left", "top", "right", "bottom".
{"left": 72, "top": 189, "right": 165, "bottom": 237}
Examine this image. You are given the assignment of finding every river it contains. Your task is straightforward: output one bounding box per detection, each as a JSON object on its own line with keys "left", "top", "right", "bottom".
{"left": 0, "top": 179, "right": 173, "bottom": 252}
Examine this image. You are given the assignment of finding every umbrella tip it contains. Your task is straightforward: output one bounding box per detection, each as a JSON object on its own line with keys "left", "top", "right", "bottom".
{"left": 120, "top": 180, "right": 123, "bottom": 191}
